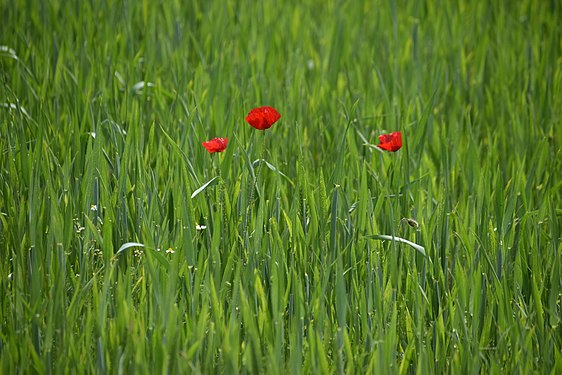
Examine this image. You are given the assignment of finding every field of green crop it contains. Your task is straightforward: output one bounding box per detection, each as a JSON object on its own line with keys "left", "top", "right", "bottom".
{"left": 1, "top": 0, "right": 561, "bottom": 373}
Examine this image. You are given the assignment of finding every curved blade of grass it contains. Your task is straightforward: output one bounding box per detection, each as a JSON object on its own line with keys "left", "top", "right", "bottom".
{"left": 365, "top": 234, "right": 426, "bottom": 256}
{"left": 235, "top": 134, "right": 256, "bottom": 180}
{"left": 1, "top": 102, "right": 32, "bottom": 120}
{"left": 114, "top": 242, "right": 145, "bottom": 258}
{"left": 191, "top": 176, "right": 219, "bottom": 199}
{"left": 159, "top": 124, "right": 200, "bottom": 185}
{"left": 132, "top": 81, "right": 155, "bottom": 94}
{"left": 0, "top": 45, "right": 18, "bottom": 60}
{"left": 113, "top": 242, "right": 170, "bottom": 269}
{"left": 252, "top": 159, "right": 294, "bottom": 186}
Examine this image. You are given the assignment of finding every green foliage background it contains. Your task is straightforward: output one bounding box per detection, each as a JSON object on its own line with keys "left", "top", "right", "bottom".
{"left": 1, "top": 0, "right": 561, "bottom": 373}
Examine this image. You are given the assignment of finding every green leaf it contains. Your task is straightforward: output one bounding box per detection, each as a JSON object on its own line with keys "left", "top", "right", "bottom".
{"left": 191, "top": 176, "right": 219, "bottom": 199}
{"left": 132, "top": 81, "right": 154, "bottom": 94}
{"left": 159, "top": 124, "right": 200, "bottom": 185}
{"left": 114, "top": 242, "right": 145, "bottom": 257}
{"left": 365, "top": 234, "right": 426, "bottom": 256}
{"left": 252, "top": 159, "right": 294, "bottom": 186}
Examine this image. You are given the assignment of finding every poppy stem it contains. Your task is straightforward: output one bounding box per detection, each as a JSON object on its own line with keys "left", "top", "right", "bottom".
{"left": 216, "top": 159, "right": 228, "bottom": 242}
{"left": 255, "top": 130, "right": 266, "bottom": 185}
{"left": 244, "top": 131, "right": 266, "bottom": 256}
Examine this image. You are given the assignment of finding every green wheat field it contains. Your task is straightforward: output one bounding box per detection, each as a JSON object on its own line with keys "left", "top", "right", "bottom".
{"left": 1, "top": 0, "right": 561, "bottom": 373}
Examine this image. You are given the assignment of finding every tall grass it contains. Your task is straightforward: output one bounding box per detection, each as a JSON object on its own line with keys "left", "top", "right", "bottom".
{"left": 1, "top": 0, "right": 561, "bottom": 373}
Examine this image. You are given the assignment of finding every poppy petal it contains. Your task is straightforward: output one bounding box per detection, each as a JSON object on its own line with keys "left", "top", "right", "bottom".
{"left": 202, "top": 137, "right": 228, "bottom": 153}
{"left": 377, "top": 132, "right": 402, "bottom": 152}
{"left": 245, "top": 106, "right": 281, "bottom": 130}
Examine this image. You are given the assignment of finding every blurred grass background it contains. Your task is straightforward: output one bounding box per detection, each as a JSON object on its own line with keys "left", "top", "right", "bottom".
{"left": 1, "top": 0, "right": 561, "bottom": 373}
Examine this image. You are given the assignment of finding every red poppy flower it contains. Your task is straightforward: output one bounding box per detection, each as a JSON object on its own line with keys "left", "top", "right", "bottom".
{"left": 245, "top": 106, "right": 281, "bottom": 130}
{"left": 202, "top": 137, "right": 228, "bottom": 153}
{"left": 377, "top": 132, "right": 402, "bottom": 152}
